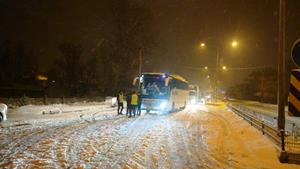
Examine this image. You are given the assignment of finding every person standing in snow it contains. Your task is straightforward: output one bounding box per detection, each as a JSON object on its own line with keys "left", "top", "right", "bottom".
{"left": 117, "top": 90, "right": 124, "bottom": 115}
{"left": 130, "top": 91, "right": 138, "bottom": 117}
{"left": 126, "top": 91, "right": 132, "bottom": 116}
{"left": 137, "top": 92, "right": 142, "bottom": 116}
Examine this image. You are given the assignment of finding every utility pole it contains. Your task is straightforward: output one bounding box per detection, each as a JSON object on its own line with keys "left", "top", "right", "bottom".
{"left": 278, "top": 0, "right": 288, "bottom": 163}
{"left": 215, "top": 47, "right": 220, "bottom": 102}
{"left": 138, "top": 49, "right": 142, "bottom": 89}
{"left": 260, "top": 70, "right": 266, "bottom": 103}
{"left": 139, "top": 49, "right": 142, "bottom": 76}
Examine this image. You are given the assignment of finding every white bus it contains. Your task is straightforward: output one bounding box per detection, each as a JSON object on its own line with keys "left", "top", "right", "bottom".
{"left": 133, "top": 73, "right": 189, "bottom": 112}
{"left": 188, "top": 84, "right": 200, "bottom": 104}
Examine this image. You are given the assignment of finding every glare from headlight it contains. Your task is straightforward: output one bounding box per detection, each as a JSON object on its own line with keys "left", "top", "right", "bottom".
{"left": 191, "top": 99, "right": 196, "bottom": 104}
{"left": 160, "top": 102, "right": 167, "bottom": 109}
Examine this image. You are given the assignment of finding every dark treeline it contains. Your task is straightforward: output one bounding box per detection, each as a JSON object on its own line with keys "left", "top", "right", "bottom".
{"left": 0, "top": 41, "right": 37, "bottom": 83}
{"left": 226, "top": 68, "right": 277, "bottom": 104}
{"left": 0, "top": 0, "right": 155, "bottom": 97}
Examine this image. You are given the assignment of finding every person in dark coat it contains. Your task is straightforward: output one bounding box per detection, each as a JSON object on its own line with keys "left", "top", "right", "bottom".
{"left": 117, "top": 90, "right": 124, "bottom": 115}
{"left": 126, "top": 91, "right": 132, "bottom": 117}
{"left": 137, "top": 92, "right": 142, "bottom": 116}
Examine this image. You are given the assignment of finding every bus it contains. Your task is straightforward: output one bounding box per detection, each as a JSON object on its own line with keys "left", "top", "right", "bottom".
{"left": 133, "top": 73, "right": 189, "bottom": 112}
{"left": 188, "top": 84, "right": 200, "bottom": 104}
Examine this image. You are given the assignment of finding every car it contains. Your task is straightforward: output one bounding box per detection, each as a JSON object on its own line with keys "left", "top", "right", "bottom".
{"left": 0, "top": 103, "right": 7, "bottom": 122}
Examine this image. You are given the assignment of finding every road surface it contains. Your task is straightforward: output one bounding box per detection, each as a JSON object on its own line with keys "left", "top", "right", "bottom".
{"left": 0, "top": 103, "right": 299, "bottom": 169}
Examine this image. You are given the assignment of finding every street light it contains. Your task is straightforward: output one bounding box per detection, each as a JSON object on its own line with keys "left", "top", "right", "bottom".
{"left": 204, "top": 66, "right": 208, "bottom": 70}
{"left": 200, "top": 42, "right": 206, "bottom": 48}
{"left": 199, "top": 40, "right": 239, "bottom": 101}
{"left": 222, "top": 66, "right": 226, "bottom": 70}
{"left": 36, "top": 75, "right": 48, "bottom": 81}
{"left": 231, "top": 41, "right": 238, "bottom": 48}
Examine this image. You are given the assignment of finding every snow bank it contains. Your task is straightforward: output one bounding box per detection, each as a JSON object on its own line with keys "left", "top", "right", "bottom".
{"left": 174, "top": 105, "right": 300, "bottom": 169}
{"left": 0, "top": 97, "right": 105, "bottom": 108}
{"left": 5, "top": 101, "right": 113, "bottom": 124}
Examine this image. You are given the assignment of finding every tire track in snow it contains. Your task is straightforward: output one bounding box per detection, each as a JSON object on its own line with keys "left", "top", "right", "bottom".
{"left": 52, "top": 115, "right": 128, "bottom": 168}
{"left": 0, "top": 108, "right": 117, "bottom": 164}
{"left": 108, "top": 114, "right": 162, "bottom": 168}
{"left": 171, "top": 108, "right": 233, "bottom": 168}
{"left": 13, "top": 121, "right": 88, "bottom": 168}
{"left": 0, "top": 112, "right": 127, "bottom": 168}
{"left": 197, "top": 108, "right": 247, "bottom": 169}
{"left": 0, "top": 124, "right": 62, "bottom": 166}
{"left": 1, "top": 105, "right": 253, "bottom": 169}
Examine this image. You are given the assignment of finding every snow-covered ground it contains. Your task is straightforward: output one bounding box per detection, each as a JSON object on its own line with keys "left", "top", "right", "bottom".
{"left": 229, "top": 100, "right": 300, "bottom": 132}
{"left": 0, "top": 102, "right": 299, "bottom": 168}
{"left": 3, "top": 102, "right": 114, "bottom": 125}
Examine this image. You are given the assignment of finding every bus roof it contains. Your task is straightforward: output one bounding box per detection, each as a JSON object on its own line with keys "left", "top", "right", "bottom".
{"left": 142, "top": 72, "right": 188, "bottom": 83}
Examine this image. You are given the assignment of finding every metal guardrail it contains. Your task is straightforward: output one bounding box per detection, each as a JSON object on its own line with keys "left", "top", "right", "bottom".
{"left": 227, "top": 104, "right": 281, "bottom": 148}
{"left": 227, "top": 103, "right": 300, "bottom": 163}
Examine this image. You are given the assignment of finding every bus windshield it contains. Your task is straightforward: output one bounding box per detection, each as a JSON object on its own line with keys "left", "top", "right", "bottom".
{"left": 189, "top": 91, "right": 196, "bottom": 96}
{"left": 140, "top": 76, "right": 169, "bottom": 99}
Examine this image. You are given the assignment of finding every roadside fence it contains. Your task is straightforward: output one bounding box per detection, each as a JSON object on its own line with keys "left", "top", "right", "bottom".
{"left": 227, "top": 103, "right": 300, "bottom": 163}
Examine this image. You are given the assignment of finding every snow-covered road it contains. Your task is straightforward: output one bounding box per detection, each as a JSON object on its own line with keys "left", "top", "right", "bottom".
{"left": 0, "top": 103, "right": 299, "bottom": 168}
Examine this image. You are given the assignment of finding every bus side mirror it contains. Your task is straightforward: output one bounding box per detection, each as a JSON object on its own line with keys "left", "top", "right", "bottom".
{"left": 133, "top": 77, "right": 139, "bottom": 86}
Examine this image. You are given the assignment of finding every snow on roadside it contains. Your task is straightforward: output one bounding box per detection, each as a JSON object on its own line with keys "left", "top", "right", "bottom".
{"left": 3, "top": 101, "right": 116, "bottom": 126}
{"left": 207, "top": 105, "right": 300, "bottom": 169}
{"left": 175, "top": 105, "right": 300, "bottom": 169}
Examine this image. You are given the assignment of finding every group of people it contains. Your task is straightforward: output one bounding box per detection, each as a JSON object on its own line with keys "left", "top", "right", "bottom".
{"left": 117, "top": 90, "right": 141, "bottom": 118}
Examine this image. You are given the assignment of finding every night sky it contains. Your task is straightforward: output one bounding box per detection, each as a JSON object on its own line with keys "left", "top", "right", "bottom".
{"left": 1, "top": 0, "right": 300, "bottom": 89}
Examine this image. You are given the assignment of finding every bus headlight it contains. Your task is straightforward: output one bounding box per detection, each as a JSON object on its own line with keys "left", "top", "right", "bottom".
{"left": 160, "top": 102, "right": 167, "bottom": 109}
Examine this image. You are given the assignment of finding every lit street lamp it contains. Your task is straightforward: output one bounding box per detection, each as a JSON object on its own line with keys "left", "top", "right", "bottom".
{"left": 231, "top": 41, "right": 238, "bottom": 48}
{"left": 200, "top": 43, "right": 206, "bottom": 48}
{"left": 199, "top": 40, "right": 238, "bottom": 101}
{"left": 222, "top": 65, "right": 227, "bottom": 70}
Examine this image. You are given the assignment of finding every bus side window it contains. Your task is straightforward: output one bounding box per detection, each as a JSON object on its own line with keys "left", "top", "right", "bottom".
{"left": 169, "top": 80, "right": 175, "bottom": 89}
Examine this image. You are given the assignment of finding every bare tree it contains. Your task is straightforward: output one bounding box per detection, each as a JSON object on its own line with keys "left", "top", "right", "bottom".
{"left": 226, "top": 68, "right": 277, "bottom": 103}
{"left": 48, "top": 0, "right": 156, "bottom": 96}
{"left": 108, "top": 0, "right": 155, "bottom": 90}
{"left": 55, "top": 42, "right": 84, "bottom": 96}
